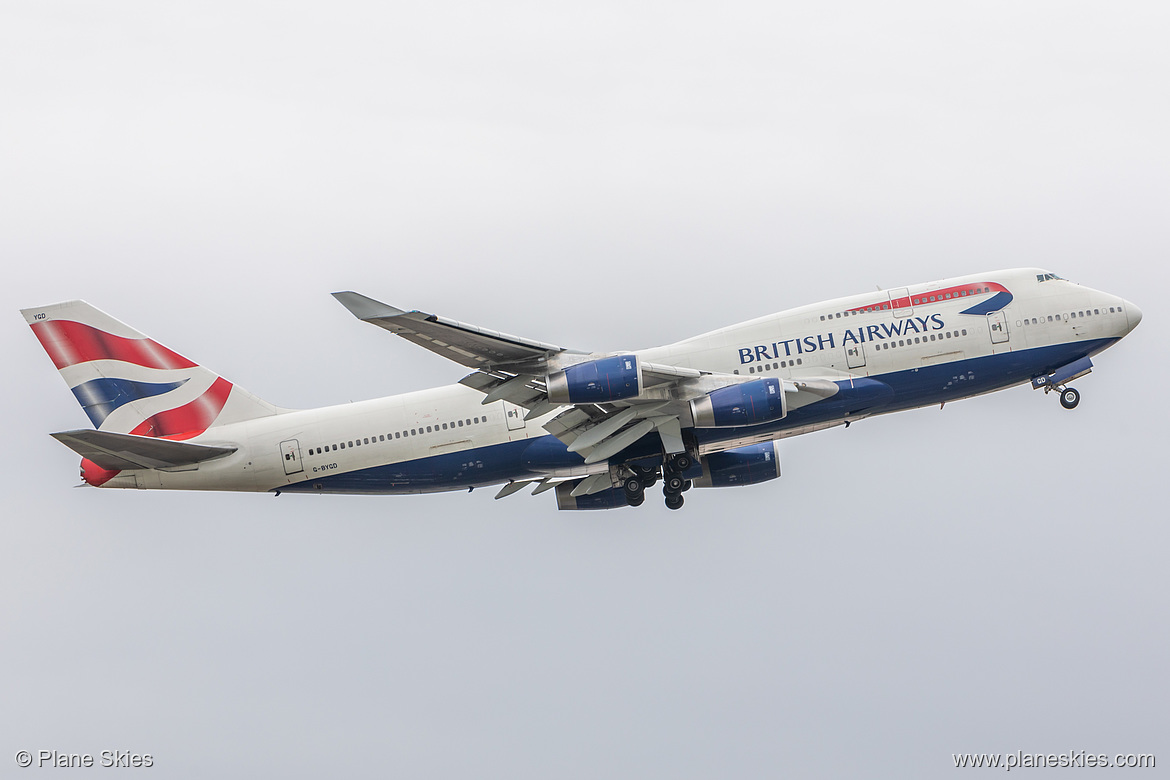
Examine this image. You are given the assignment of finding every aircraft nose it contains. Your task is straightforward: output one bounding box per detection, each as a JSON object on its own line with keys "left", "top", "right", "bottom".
{"left": 1124, "top": 300, "right": 1142, "bottom": 332}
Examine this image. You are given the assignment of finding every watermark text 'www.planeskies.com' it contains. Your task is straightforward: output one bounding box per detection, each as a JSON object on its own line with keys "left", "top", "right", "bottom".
{"left": 954, "top": 751, "right": 1154, "bottom": 771}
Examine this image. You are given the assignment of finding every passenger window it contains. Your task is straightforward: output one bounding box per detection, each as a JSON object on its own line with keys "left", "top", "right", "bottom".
{"left": 426, "top": 426, "right": 432, "bottom": 433}
{"left": 961, "top": 329, "right": 967, "bottom": 336}
{"left": 457, "top": 420, "right": 463, "bottom": 427}
{"left": 797, "top": 358, "right": 802, "bottom": 365}
{"left": 945, "top": 332, "right": 951, "bottom": 338}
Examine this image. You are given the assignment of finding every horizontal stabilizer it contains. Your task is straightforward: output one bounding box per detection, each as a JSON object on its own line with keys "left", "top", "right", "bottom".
{"left": 51, "top": 429, "right": 236, "bottom": 471}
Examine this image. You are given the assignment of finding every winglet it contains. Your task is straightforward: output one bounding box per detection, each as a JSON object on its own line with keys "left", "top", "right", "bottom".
{"left": 331, "top": 291, "right": 407, "bottom": 321}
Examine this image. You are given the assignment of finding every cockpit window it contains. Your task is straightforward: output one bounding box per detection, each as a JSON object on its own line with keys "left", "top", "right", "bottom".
{"left": 1036, "top": 273, "right": 1066, "bottom": 282}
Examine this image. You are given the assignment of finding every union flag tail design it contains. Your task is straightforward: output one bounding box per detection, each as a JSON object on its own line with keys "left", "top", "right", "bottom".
{"left": 22, "top": 300, "right": 282, "bottom": 438}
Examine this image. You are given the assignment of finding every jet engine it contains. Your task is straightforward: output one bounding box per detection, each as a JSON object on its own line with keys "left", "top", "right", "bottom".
{"left": 693, "top": 442, "right": 781, "bottom": 488}
{"left": 546, "top": 355, "right": 642, "bottom": 404}
{"left": 690, "top": 378, "right": 786, "bottom": 428}
{"left": 555, "top": 482, "right": 631, "bottom": 510}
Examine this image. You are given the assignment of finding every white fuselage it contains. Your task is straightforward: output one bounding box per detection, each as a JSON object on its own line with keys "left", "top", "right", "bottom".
{"left": 96, "top": 268, "right": 1141, "bottom": 494}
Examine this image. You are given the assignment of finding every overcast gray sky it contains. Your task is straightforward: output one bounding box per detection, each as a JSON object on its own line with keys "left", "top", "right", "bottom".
{"left": 2, "top": 2, "right": 1167, "bottom": 777}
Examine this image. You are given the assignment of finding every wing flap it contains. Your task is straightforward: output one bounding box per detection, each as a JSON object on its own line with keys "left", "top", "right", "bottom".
{"left": 51, "top": 429, "right": 236, "bottom": 471}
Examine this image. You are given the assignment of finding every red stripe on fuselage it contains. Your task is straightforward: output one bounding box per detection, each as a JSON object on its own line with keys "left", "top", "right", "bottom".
{"left": 847, "top": 282, "right": 1009, "bottom": 313}
{"left": 30, "top": 320, "right": 197, "bottom": 371}
{"left": 130, "top": 377, "right": 233, "bottom": 440}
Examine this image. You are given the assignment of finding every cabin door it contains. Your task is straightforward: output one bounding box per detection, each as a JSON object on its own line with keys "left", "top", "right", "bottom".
{"left": 280, "top": 439, "right": 304, "bottom": 475}
{"left": 846, "top": 343, "right": 866, "bottom": 369}
{"left": 888, "top": 287, "right": 913, "bottom": 318}
{"left": 987, "top": 311, "right": 1010, "bottom": 344}
{"left": 503, "top": 402, "right": 526, "bottom": 431}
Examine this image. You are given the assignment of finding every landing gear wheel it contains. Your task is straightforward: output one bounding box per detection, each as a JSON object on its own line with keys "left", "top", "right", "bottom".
{"left": 623, "top": 476, "right": 645, "bottom": 499}
{"left": 664, "top": 475, "right": 685, "bottom": 494}
{"left": 668, "top": 454, "right": 693, "bottom": 473}
{"left": 627, "top": 493, "right": 645, "bottom": 507}
{"left": 633, "top": 465, "right": 658, "bottom": 489}
{"left": 681, "top": 480, "right": 692, "bottom": 493}
{"left": 665, "top": 493, "right": 684, "bottom": 511}
{"left": 1060, "top": 387, "right": 1081, "bottom": 409}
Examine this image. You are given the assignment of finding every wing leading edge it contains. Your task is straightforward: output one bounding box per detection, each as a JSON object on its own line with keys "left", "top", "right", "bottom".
{"left": 332, "top": 291, "right": 579, "bottom": 369}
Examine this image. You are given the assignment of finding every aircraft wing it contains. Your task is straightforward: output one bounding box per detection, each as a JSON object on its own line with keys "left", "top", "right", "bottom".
{"left": 51, "top": 429, "right": 237, "bottom": 471}
{"left": 332, "top": 291, "right": 579, "bottom": 369}
{"left": 333, "top": 291, "right": 840, "bottom": 494}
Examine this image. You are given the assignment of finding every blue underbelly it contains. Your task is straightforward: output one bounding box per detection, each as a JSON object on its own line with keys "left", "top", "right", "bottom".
{"left": 281, "top": 338, "right": 1118, "bottom": 495}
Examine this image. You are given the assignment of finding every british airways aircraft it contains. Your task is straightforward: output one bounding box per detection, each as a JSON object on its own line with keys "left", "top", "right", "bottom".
{"left": 23, "top": 268, "right": 1141, "bottom": 510}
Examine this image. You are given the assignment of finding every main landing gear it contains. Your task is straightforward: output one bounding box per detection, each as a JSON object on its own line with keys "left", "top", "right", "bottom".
{"left": 623, "top": 455, "right": 693, "bottom": 510}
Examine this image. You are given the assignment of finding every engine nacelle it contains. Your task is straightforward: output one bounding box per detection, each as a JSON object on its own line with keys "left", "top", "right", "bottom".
{"left": 693, "top": 442, "right": 781, "bottom": 488}
{"left": 546, "top": 355, "right": 642, "bottom": 404}
{"left": 690, "top": 378, "right": 786, "bottom": 428}
{"left": 555, "top": 482, "right": 630, "bottom": 510}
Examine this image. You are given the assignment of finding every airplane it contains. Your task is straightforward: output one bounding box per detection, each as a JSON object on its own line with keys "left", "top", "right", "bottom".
{"left": 22, "top": 268, "right": 1141, "bottom": 511}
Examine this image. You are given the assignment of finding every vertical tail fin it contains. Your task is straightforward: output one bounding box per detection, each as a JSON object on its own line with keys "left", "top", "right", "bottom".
{"left": 22, "top": 300, "right": 283, "bottom": 438}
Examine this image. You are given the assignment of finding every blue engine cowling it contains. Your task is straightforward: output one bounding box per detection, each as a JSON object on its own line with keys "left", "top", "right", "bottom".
{"left": 546, "top": 355, "right": 642, "bottom": 404}
{"left": 555, "top": 482, "right": 630, "bottom": 510}
{"left": 690, "top": 378, "right": 786, "bottom": 428}
{"left": 693, "top": 442, "right": 781, "bottom": 488}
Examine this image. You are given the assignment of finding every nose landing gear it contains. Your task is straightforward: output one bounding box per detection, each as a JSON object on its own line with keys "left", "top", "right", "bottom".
{"left": 1059, "top": 386, "right": 1080, "bottom": 409}
{"left": 1031, "top": 357, "right": 1092, "bottom": 410}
